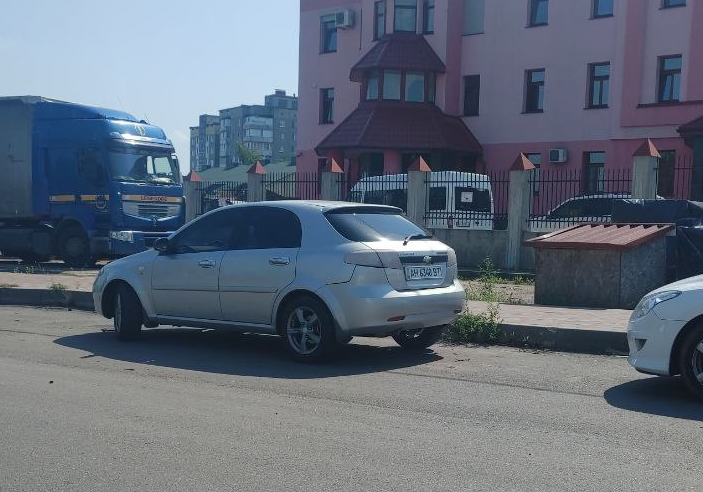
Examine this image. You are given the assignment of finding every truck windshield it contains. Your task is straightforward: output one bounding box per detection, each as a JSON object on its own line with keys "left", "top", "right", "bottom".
{"left": 108, "top": 149, "right": 181, "bottom": 185}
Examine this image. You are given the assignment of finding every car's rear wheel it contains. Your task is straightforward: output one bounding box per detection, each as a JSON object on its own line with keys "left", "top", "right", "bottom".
{"left": 279, "top": 295, "right": 337, "bottom": 362}
{"left": 113, "top": 284, "right": 142, "bottom": 341}
{"left": 392, "top": 326, "right": 445, "bottom": 350}
{"left": 678, "top": 324, "right": 703, "bottom": 400}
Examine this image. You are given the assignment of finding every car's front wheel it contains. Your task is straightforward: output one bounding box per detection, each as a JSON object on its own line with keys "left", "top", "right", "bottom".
{"left": 678, "top": 324, "right": 703, "bottom": 400}
{"left": 279, "top": 295, "right": 337, "bottom": 362}
{"left": 113, "top": 284, "right": 143, "bottom": 341}
{"left": 392, "top": 326, "right": 445, "bottom": 350}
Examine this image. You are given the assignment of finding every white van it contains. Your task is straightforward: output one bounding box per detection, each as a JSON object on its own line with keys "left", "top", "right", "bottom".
{"left": 347, "top": 171, "right": 495, "bottom": 230}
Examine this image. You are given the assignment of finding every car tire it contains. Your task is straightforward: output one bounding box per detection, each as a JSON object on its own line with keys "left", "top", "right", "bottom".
{"left": 113, "top": 284, "right": 142, "bottom": 341}
{"left": 392, "top": 326, "right": 445, "bottom": 350}
{"left": 678, "top": 323, "right": 703, "bottom": 400}
{"left": 57, "top": 225, "right": 95, "bottom": 268}
{"left": 279, "top": 295, "right": 338, "bottom": 363}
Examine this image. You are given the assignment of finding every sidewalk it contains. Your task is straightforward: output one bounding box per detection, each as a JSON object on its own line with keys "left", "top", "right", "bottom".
{"left": 0, "top": 269, "right": 630, "bottom": 354}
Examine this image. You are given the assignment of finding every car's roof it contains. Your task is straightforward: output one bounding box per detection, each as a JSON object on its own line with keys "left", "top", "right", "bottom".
{"left": 218, "top": 200, "right": 401, "bottom": 213}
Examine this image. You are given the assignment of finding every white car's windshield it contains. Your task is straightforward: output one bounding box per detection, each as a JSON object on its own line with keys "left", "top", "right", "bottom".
{"left": 109, "top": 149, "right": 181, "bottom": 185}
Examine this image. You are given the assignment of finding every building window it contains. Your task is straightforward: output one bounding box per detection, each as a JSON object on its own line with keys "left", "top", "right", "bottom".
{"left": 383, "top": 69, "right": 402, "bottom": 100}
{"left": 405, "top": 72, "right": 425, "bottom": 102}
{"left": 658, "top": 55, "right": 682, "bottom": 103}
{"left": 320, "top": 88, "right": 334, "bottom": 124}
{"left": 463, "top": 0, "right": 485, "bottom": 34}
{"left": 584, "top": 152, "right": 605, "bottom": 194}
{"left": 394, "top": 0, "right": 417, "bottom": 33}
{"left": 320, "top": 14, "right": 337, "bottom": 53}
{"left": 657, "top": 150, "right": 676, "bottom": 198}
{"left": 374, "top": 1, "right": 386, "bottom": 39}
{"left": 422, "top": 0, "right": 435, "bottom": 34}
{"left": 525, "top": 69, "right": 545, "bottom": 113}
{"left": 592, "top": 0, "right": 613, "bottom": 17}
{"left": 529, "top": 0, "right": 548, "bottom": 26}
{"left": 662, "top": 0, "right": 686, "bottom": 8}
{"left": 587, "top": 62, "right": 610, "bottom": 108}
{"left": 366, "top": 70, "right": 380, "bottom": 100}
{"left": 428, "top": 72, "right": 436, "bottom": 103}
{"left": 526, "top": 153, "right": 542, "bottom": 194}
{"left": 463, "top": 75, "right": 480, "bottom": 116}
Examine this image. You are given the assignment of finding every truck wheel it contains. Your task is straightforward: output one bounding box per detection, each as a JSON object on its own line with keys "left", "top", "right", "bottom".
{"left": 392, "top": 326, "right": 445, "bottom": 350}
{"left": 57, "top": 225, "right": 95, "bottom": 268}
{"left": 113, "top": 284, "right": 142, "bottom": 340}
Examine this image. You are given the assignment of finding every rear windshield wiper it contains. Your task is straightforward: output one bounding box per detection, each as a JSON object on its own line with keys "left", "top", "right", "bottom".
{"left": 403, "top": 234, "right": 433, "bottom": 246}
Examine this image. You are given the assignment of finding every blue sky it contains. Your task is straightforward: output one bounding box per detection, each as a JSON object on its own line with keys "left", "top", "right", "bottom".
{"left": 0, "top": 0, "right": 300, "bottom": 172}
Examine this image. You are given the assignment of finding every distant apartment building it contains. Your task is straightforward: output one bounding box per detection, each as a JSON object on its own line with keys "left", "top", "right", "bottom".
{"left": 298, "top": 0, "right": 703, "bottom": 198}
{"left": 190, "top": 90, "right": 298, "bottom": 171}
{"left": 190, "top": 114, "right": 220, "bottom": 172}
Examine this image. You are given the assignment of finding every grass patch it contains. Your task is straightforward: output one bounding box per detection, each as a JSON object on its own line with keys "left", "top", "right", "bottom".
{"left": 444, "top": 303, "right": 501, "bottom": 344}
{"left": 49, "top": 283, "right": 67, "bottom": 292}
{"left": 464, "top": 258, "right": 533, "bottom": 304}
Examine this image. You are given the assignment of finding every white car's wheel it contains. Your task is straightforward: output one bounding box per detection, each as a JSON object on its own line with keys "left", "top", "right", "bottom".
{"left": 678, "top": 324, "right": 703, "bottom": 401}
{"left": 113, "top": 284, "right": 142, "bottom": 341}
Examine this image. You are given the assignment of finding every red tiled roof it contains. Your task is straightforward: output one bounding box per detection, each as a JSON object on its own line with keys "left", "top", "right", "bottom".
{"left": 350, "top": 34, "right": 446, "bottom": 82}
{"left": 315, "top": 102, "right": 482, "bottom": 155}
{"left": 524, "top": 224, "right": 674, "bottom": 251}
{"left": 678, "top": 115, "right": 703, "bottom": 139}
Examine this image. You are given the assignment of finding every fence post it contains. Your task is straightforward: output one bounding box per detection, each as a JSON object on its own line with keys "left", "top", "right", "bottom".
{"left": 320, "top": 158, "right": 343, "bottom": 201}
{"left": 507, "top": 154, "right": 535, "bottom": 270}
{"left": 247, "top": 160, "right": 266, "bottom": 202}
{"left": 407, "top": 156, "right": 431, "bottom": 227}
{"left": 183, "top": 180, "right": 199, "bottom": 223}
{"left": 631, "top": 139, "right": 660, "bottom": 199}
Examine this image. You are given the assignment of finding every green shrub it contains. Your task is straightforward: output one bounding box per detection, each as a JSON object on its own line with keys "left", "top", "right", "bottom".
{"left": 444, "top": 303, "right": 501, "bottom": 344}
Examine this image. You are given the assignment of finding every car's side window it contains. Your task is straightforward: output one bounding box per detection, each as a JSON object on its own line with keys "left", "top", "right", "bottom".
{"left": 232, "top": 207, "right": 302, "bottom": 250}
{"left": 585, "top": 198, "right": 613, "bottom": 217}
{"left": 170, "top": 209, "right": 242, "bottom": 253}
{"left": 551, "top": 200, "right": 583, "bottom": 219}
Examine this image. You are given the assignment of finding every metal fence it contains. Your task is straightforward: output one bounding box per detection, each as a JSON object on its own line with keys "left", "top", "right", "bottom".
{"left": 338, "top": 172, "right": 409, "bottom": 211}
{"left": 193, "top": 181, "right": 247, "bottom": 216}
{"left": 657, "top": 155, "right": 693, "bottom": 200}
{"left": 528, "top": 168, "right": 632, "bottom": 230}
{"left": 423, "top": 171, "right": 510, "bottom": 230}
{"left": 262, "top": 172, "right": 319, "bottom": 200}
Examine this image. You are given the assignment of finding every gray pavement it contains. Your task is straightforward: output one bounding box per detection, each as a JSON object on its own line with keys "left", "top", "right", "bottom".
{"left": 0, "top": 306, "right": 700, "bottom": 491}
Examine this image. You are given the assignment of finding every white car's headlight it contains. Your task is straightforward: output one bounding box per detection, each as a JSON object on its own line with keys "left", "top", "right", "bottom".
{"left": 110, "top": 231, "right": 134, "bottom": 243}
{"left": 631, "top": 291, "right": 681, "bottom": 320}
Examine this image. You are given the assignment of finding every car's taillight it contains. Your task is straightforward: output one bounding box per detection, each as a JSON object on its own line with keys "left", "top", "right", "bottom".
{"left": 447, "top": 248, "right": 457, "bottom": 267}
{"left": 344, "top": 250, "right": 402, "bottom": 269}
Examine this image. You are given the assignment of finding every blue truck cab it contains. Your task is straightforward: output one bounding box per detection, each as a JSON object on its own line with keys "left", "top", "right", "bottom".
{"left": 0, "top": 96, "right": 185, "bottom": 267}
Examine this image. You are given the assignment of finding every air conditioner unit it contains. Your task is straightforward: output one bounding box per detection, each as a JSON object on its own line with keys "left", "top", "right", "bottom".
{"left": 335, "top": 9, "right": 355, "bottom": 29}
{"left": 549, "top": 148, "right": 568, "bottom": 163}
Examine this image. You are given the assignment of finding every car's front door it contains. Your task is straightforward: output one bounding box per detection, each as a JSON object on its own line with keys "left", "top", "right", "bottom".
{"left": 219, "top": 206, "right": 301, "bottom": 326}
{"left": 151, "top": 209, "right": 239, "bottom": 320}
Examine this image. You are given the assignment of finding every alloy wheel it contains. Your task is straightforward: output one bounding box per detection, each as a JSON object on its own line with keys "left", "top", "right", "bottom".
{"left": 286, "top": 306, "right": 322, "bottom": 355}
{"left": 114, "top": 294, "right": 122, "bottom": 333}
{"left": 691, "top": 339, "right": 703, "bottom": 385}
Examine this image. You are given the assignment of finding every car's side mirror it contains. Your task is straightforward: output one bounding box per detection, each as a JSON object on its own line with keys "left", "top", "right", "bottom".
{"left": 154, "top": 237, "right": 171, "bottom": 253}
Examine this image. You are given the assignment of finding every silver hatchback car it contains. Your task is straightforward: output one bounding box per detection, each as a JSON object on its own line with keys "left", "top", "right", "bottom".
{"left": 93, "top": 201, "right": 465, "bottom": 361}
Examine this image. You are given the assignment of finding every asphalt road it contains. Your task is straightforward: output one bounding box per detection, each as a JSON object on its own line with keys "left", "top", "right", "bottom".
{"left": 0, "top": 306, "right": 700, "bottom": 492}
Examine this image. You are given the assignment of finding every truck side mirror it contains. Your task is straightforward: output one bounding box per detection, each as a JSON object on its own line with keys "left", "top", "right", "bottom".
{"left": 154, "top": 237, "right": 170, "bottom": 253}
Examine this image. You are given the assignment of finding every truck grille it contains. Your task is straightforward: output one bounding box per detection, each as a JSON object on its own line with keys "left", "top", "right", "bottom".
{"left": 123, "top": 201, "right": 181, "bottom": 219}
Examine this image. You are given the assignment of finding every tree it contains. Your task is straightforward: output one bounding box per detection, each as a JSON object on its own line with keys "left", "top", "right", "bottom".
{"left": 235, "top": 142, "right": 262, "bottom": 167}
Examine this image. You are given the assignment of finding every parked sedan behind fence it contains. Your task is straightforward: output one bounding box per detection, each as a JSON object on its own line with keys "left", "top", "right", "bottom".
{"left": 93, "top": 201, "right": 465, "bottom": 361}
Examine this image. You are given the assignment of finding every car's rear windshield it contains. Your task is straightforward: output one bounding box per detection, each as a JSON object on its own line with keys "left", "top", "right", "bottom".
{"left": 325, "top": 209, "right": 429, "bottom": 242}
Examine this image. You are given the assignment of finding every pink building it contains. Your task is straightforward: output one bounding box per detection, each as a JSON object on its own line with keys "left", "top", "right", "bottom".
{"left": 297, "top": 0, "right": 703, "bottom": 198}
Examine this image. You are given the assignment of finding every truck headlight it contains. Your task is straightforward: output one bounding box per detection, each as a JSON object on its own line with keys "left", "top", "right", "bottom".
{"left": 110, "top": 231, "right": 134, "bottom": 243}
{"left": 631, "top": 291, "right": 681, "bottom": 321}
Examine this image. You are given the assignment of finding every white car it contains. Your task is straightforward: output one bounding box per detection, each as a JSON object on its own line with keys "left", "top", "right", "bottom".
{"left": 93, "top": 201, "right": 465, "bottom": 362}
{"left": 628, "top": 275, "right": 703, "bottom": 400}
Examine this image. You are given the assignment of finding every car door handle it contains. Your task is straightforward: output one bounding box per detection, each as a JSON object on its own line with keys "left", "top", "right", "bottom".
{"left": 269, "top": 257, "right": 290, "bottom": 266}
{"left": 198, "top": 259, "right": 216, "bottom": 268}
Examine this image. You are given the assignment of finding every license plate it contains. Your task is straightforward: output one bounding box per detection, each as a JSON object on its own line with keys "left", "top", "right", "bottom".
{"left": 405, "top": 265, "right": 445, "bottom": 281}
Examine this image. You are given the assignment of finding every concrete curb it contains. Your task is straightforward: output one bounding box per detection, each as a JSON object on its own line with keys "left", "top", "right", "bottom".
{"left": 499, "top": 323, "right": 628, "bottom": 355}
{"left": 0, "top": 288, "right": 95, "bottom": 311}
{"left": 0, "top": 288, "right": 628, "bottom": 355}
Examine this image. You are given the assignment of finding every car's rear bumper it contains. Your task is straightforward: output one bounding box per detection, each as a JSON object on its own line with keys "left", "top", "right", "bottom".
{"left": 320, "top": 267, "right": 465, "bottom": 336}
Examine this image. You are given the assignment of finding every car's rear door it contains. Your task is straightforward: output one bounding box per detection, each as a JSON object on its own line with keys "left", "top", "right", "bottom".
{"left": 151, "top": 208, "right": 240, "bottom": 320}
{"left": 219, "top": 206, "right": 301, "bottom": 326}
